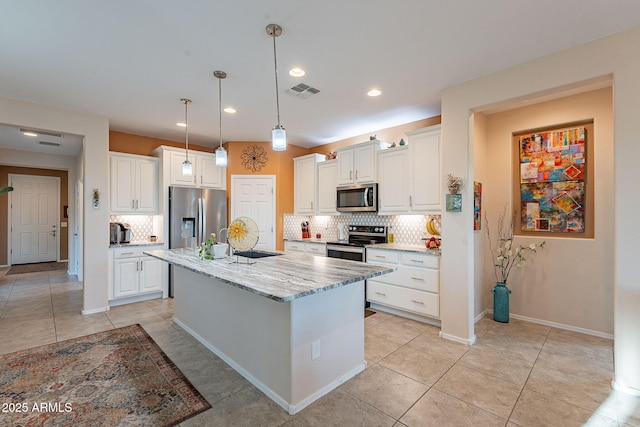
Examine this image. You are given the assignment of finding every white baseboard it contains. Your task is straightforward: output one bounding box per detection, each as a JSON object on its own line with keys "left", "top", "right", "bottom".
{"left": 486, "top": 309, "right": 613, "bottom": 340}
{"left": 439, "top": 330, "right": 476, "bottom": 345}
{"left": 81, "top": 306, "right": 109, "bottom": 315}
{"left": 475, "top": 309, "right": 488, "bottom": 323}
{"left": 612, "top": 380, "right": 640, "bottom": 397}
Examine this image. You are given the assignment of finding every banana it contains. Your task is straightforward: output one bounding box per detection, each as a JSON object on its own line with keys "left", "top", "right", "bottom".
{"left": 426, "top": 218, "right": 441, "bottom": 236}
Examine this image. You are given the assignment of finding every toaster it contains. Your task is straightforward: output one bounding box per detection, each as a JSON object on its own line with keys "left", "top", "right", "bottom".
{"left": 109, "top": 222, "right": 131, "bottom": 244}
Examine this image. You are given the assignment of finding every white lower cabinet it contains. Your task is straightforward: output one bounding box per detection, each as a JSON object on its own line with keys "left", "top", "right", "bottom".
{"left": 366, "top": 248, "right": 440, "bottom": 319}
{"left": 284, "top": 240, "right": 326, "bottom": 256}
{"left": 110, "top": 245, "right": 165, "bottom": 304}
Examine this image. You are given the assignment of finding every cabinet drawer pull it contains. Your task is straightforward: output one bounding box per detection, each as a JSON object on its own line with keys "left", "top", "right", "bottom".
{"left": 411, "top": 300, "right": 425, "bottom": 305}
{"left": 375, "top": 291, "right": 386, "bottom": 296}
{"left": 121, "top": 252, "right": 134, "bottom": 256}
{"left": 410, "top": 259, "right": 424, "bottom": 263}
{"left": 374, "top": 255, "right": 386, "bottom": 259}
{"left": 410, "top": 277, "right": 424, "bottom": 281}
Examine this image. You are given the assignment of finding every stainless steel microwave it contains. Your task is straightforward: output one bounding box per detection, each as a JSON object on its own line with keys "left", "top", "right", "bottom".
{"left": 336, "top": 183, "right": 378, "bottom": 212}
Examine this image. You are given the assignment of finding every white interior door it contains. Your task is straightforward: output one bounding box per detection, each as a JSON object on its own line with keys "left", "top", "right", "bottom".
{"left": 231, "top": 175, "right": 276, "bottom": 250}
{"left": 9, "top": 174, "right": 60, "bottom": 264}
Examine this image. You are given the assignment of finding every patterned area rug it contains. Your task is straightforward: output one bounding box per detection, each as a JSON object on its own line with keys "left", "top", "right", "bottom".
{"left": 0, "top": 324, "right": 210, "bottom": 426}
{"left": 7, "top": 261, "right": 68, "bottom": 275}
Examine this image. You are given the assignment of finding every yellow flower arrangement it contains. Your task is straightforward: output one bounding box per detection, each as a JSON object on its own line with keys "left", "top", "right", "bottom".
{"left": 228, "top": 220, "right": 247, "bottom": 241}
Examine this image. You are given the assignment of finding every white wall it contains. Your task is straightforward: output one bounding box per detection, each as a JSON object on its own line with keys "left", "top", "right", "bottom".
{"left": 472, "top": 113, "right": 488, "bottom": 320}
{"left": 440, "top": 26, "right": 640, "bottom": 395}
{"left": 0, "top": 98, "right": 109, "bottom": 313}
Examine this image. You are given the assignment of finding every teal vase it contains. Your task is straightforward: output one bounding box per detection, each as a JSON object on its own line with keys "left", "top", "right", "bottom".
{"left": 492, "top": 283, "right": 511, "bottom": 323}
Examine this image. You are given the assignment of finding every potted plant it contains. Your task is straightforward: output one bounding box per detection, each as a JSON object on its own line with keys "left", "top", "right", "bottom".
{"left": 485, "top": 209, "right": 545, "bottom": 322}
{"left": 0, "top": 186, "right": 13, "bottom": 195}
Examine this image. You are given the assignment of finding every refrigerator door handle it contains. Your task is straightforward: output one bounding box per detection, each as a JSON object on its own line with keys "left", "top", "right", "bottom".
{"left": 197, "top": 198, "right": 203, "bottom": 246}
{"left": 201, "top": 198, "right": 207, "bottom": 243}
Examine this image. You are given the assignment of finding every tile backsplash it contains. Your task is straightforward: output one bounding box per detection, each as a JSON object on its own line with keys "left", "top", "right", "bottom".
{"left": 109, "top": 215, "right": 155, "bottom": 241}
{"left": 283, "top": 213, "right": 441, "bottom": 245}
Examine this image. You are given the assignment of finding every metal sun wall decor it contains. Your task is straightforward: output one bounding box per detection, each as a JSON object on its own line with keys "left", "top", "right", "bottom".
{"left": 241, "top": 144, "right": 269, "bottom": 172}
{"left": 519, "top": 126, "right": 586, "bottom": 233}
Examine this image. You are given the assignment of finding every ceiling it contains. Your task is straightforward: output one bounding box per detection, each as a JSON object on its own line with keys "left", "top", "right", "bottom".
{"left": 1, "top": 1, "right": 640, "bottom": 154}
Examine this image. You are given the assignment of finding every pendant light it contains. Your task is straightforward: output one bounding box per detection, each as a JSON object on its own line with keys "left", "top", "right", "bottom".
{"left": 180, "top": 98, "right": 193, "bottom": 176}
{"left": 214, "top": 70, "right": 228, "bottom": 167}
{"left": 266, "top": 24, "right": 286, "bottom": 151}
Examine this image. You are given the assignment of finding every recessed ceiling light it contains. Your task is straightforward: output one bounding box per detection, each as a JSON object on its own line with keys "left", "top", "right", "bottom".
{"left": 22, "top": 131, "right": 38, "bottom": 137}
{"left": 176, "top": 122, "right": 187, "bottom": 127}
{"left": 289, "top": 67, "right": 306, "bottom": 77}
{"left": 223, "top": 107, "right": 236, "bottom": 114}
{"left": 367, "top": 89, "right": 382, "bottom": 97}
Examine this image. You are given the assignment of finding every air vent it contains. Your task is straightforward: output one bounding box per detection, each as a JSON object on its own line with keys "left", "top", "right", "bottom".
{"left": 287, "top": 83, "right": 320, "bottom": 99}
{"left": 39, "top": 141, "right": 61, "bottom": 147}
{"left": 20, "top": 128, "right": 64, "bottom": 138}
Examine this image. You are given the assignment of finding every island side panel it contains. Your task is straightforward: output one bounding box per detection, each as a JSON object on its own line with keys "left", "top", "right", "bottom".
{"left": 290, "top": 280, "right": 366, "bottom": 411}
{"left": 172, "top": 266, "right": 293, "bottom": 406}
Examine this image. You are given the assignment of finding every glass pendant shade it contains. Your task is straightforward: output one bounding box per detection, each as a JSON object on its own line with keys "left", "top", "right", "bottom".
{"left": 182, "top": 159, "right": 193, "bottom": 176}
{"left": 267, "top": 24, "right": 287, "bottom": 152}
{"left": 215, "top": 146, "right": 227, "bottom": 167}
{"left": 272, "top": 125, "right": 286, "bottom": 151}
{"left": 181, "top": 98, "right": 193, "bottom": 176}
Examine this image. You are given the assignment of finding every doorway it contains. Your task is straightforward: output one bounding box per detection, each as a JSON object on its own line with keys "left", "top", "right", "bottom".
{"left": 9, "top": 174, "right": 60, "bottom": 264}
{"left": 230, "top": 175, "right": 276, "bottom": 250}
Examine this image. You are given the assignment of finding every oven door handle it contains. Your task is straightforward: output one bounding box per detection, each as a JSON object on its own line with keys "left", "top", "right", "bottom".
{"left": 327, "top": 245, "right": 365, "bottom": 254}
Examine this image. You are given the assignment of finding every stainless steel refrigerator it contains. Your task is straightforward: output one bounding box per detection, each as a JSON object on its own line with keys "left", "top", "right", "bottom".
{"left": 168, "top": 186, "right": 227, "bottom": 296}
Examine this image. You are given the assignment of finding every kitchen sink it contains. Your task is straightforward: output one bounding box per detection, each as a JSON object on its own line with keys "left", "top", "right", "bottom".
{"left": 233, "top": 250, "right": 283, "bottom": 259}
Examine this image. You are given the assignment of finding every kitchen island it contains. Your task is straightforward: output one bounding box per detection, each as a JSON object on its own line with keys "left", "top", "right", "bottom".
{"left": 144, "top": 248, "right": 394, "bottom": 414}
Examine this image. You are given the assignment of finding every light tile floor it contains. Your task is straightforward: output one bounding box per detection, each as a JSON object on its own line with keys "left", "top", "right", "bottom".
{"left": 1, "top": 267, "right": 639, "bottom": 426}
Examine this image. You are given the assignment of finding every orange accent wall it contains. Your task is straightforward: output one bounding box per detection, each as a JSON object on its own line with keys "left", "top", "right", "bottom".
{"left": 308, "top": 116, "right": 441, "bottom": 155}
{"left": 109, "top": 131, "right": 212, "bottom": 156}
{"left": 0, "top": 167, "right": 69, "bottom": 265}
{"left": 224, "top": 141, "right": 310, "bottom": 250}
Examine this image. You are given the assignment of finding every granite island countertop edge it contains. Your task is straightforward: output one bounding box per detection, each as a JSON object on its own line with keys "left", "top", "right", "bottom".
{"left": 144, "top": 248, "right": 395, "bottom": 303}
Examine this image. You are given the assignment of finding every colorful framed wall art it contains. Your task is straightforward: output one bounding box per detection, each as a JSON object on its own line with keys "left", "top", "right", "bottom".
{"left": 518, "top": 126, "right": 586, "bottom": 233}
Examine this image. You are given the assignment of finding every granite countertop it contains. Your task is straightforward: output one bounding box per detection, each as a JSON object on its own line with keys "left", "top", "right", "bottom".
{"left": 110, "top": 240, "right": 164, "bottom": 248}
{"left": 367, "top": 243, "right": 441, "bottom": 255}
{"left": 145, "top": 248, "right": 394, "bottom": 303}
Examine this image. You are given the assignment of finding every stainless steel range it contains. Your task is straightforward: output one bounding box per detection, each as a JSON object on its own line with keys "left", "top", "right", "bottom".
{"left": 326, "top": 225, "right": 388, "bottom": 262}
{"left": 326, "top": 225, "right": 388, "bottom": 308}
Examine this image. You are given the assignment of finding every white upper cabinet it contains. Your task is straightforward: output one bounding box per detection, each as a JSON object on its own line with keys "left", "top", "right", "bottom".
{"left": 156, "top": 146, "right": 226, "bottom": 189}
{"left": 197, "top": 154, "right": 224, "bottom": 188}
{"left": 294, "top": 154, "right": 325, "bottom": 214}
{"left": 336, "top": 140, "right": 388, "bottom": 186}
{"left": 377, "top": 147, "right": 410, "bottom": 213}
{"left": 377, "top": 125, "right": 441, "bottom": 214}
{"left": 169, "top": 151, "right": 196, "bottom": 186}
{"left": 316, "top": 159, "right": 339, "bottom": 214}
{"left": 407, "top": 125, "right": 441, "bottom": 212}
{"left": 109, "top": 153, "right": 158, "bottom": 214}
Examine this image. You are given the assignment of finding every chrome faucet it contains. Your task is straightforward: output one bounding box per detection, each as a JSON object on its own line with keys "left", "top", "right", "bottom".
{"left": 219, "top": 227, "right": 230, "bottom": 255}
